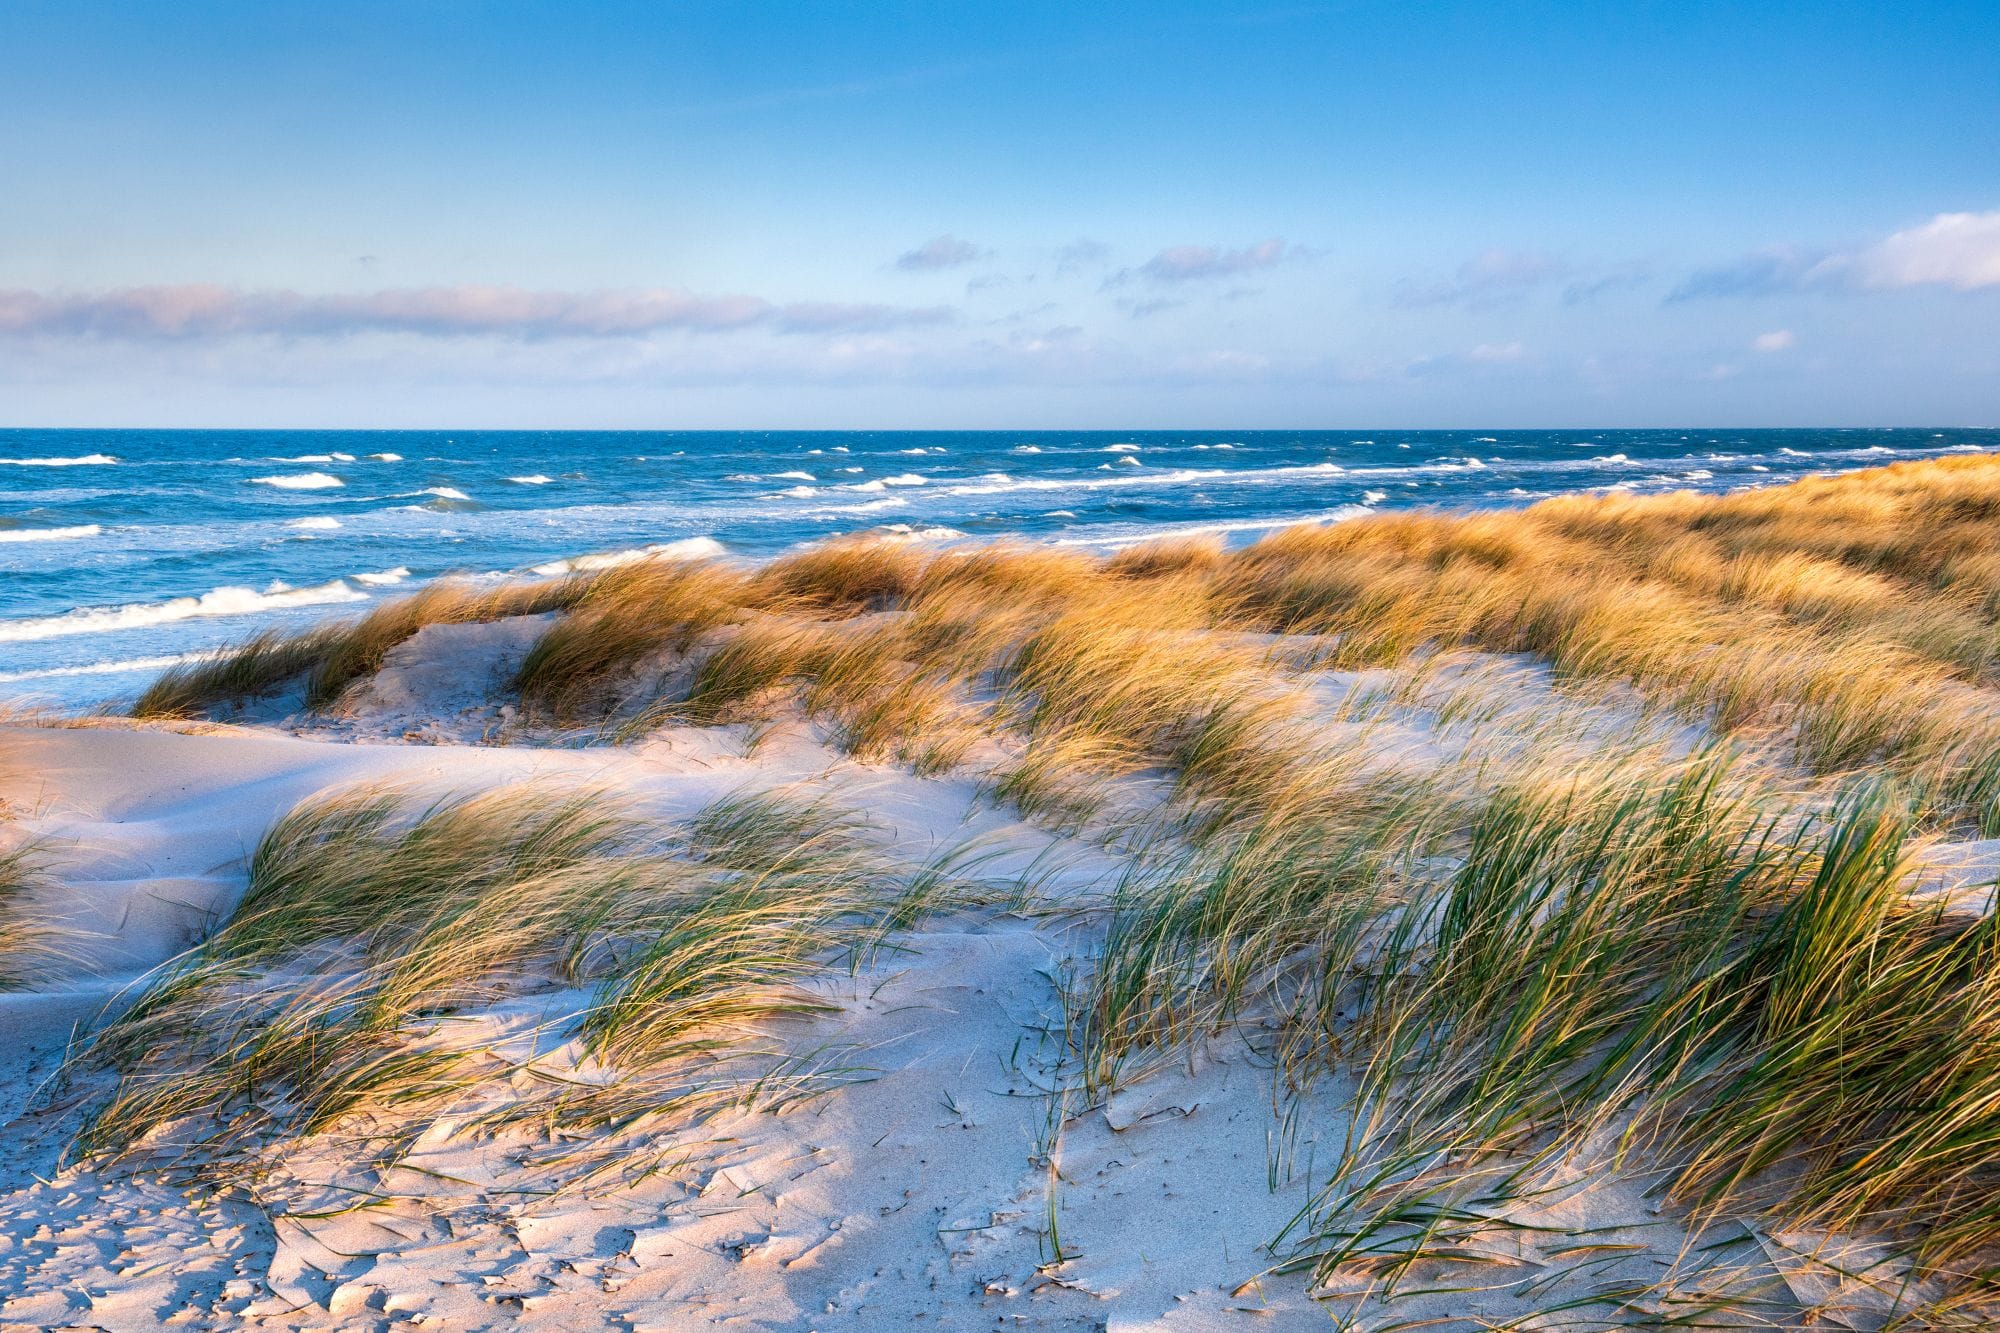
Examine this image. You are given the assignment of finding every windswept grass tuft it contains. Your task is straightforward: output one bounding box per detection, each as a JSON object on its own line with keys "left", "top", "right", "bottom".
{"left": 1079, "top": 730, "right": 2000, "bottom": 1299}
{"left": 512, "top": 558, "right": 753, "bottom": 718}
{"left": 301, "top": 577, "right": 586, "bottom": 709}
{"left": 71, "top": 782, "right": 915, "bottom": 1162}
{"left": 131, "top": 626, "right": 350, "bottom": 719}
{"left": 129, "top": 576, "right": 589, "bottom": 719}
{"left": 0, "top": 837, "right": 60, "bottom": 988}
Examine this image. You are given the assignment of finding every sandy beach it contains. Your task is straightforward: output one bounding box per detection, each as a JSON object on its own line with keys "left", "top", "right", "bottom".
{"left": 4, "top": 458, "right": 2000, "bottom": 1329}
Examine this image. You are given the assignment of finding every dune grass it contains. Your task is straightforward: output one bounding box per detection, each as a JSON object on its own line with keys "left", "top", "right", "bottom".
{"left": 131, "top": 575, "right": 589, "bottom": 718}
{"left": 1071, "top": 727, "right": 2000, "bottom": 1302}
{"left": 130, "top": 625, "right": 352, "bottom": 719}
{"left": 511, "top": 559, "right": 755, "bottom": 717}
{"left": 1205, "top": 460, "right": 2000, "bottom": 825}
{"left": 70, "top": 782, "right": 914, "bottom": 1163}
{"left": 0, "top": 837, "right": 58, "bottom": 989}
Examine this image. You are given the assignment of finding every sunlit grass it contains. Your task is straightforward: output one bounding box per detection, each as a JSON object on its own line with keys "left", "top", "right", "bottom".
{"left": 134, "top": 459, "right": 2000, "bottom": 836}
{"left": 131, "top": 575, "right": 588, "bottom": 718}
{"left": 69, "top": 782, "right": 916, "bottom": 1164}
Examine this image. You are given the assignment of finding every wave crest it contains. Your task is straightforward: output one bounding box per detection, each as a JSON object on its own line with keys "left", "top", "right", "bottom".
{"left": 0, "top": 453, "right": 118, "bottom": 466}
{"left": 0, "top": 523, "right": 102, "bottom": 543}
{"left": 251, "top": 471, "right": 344, "bottom": 490}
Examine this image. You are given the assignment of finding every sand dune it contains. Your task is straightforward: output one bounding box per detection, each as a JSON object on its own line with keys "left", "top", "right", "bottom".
{"left": 5, "top": 460, "right": 2000, "bottom": 1327}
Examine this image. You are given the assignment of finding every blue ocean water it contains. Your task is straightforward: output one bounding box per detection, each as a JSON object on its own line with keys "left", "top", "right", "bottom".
{"left": 3, "top": 427, "right": 1995, "bottom": 711}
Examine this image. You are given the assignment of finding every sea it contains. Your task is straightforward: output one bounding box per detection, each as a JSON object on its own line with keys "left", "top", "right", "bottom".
{"left": 3, "top": 427, "right": 1995, "bottom": 712}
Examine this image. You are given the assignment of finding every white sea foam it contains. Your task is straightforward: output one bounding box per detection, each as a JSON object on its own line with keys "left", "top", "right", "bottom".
{"left": 368, "top": 452, "right": 403, "bottom": 461}
{"left": 766, "top": 470, "right": 816, "bottom": 481}
{"left": 1053, "top": 507, "right": 1372, "bottom": 550}
{"left": 270, "top": 452, "right": 356, "bottom": 463}
{"left": 0, "top": 579, "right": 369, "bottom": 644}
{"left": 777, "top": 485, "right": 819, "bottom": 498}
{"left": 1473, "top": 437, "right": 1499, "bottom": 443}
{"left": 419, "top": 486, "right": 472, "bottom": 501}
{"left": 507, "top": 474, "right": 554, "bottom": 485}
{"left": 354, "top": 567, "right": 412, "bottom": 586}
{"left": 1105, "top": 443, "right": 1142, "bottom": 452}
{"left": 898, "top": 448, "right": 930, "bottom": 455}
{"left": 1013, "top": 445, "right": 1043, "bottom": 454}
{"left": 0, "top": 652, "right": 218, "bottom": 687}
{"left": 0, "top": 453, "right": 118, "bottom": 466}
{"left": 0, "top": 524, "right": 101, "bottom": 543}
{"left": 529, "top": 536, "right": 725, "bottom": 576}
{"left": 793, "top": 497, "right": 908, "bottom": 516}
{"left": 1363, "top": 490, "right": 1388, "bottom": 504}
{"left": 1593, "top": 453, "right": 1631, "bottom": 464}
{"left": 287, "top": 516, "right": 342, "bottom": 530}
{"left": 944, "top": 460, "right": 1346, "bottom": 499}
{"left": 845, "top": 473, "right": 928, "bottom": 492}
{"left": 252, "top": 471, "right": 344, "bottom": 490}
{"left": 870, "top": 524, "right": 969, "bottom": 543}
{"left": 1116, "top": 456, "right": 1143, "bottom": 467}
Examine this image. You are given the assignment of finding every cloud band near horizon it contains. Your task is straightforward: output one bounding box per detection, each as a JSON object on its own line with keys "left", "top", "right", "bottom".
{"left": 0, "top": 284, "right": 956, "bottom": 340}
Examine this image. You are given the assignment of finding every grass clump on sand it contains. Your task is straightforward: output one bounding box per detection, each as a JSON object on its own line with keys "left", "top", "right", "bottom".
{"left": 511, "top": 559, "right": 755, "bottom": 717}
{"left": 1077, "top": 735, "right": 2000, "bottom": 1305}
{"left": 0, "top": 837, "right": 61, "bottom": 989}
{"left": 70, "top": 782, "right": 911, "bottom": 1164}
{"left": 130, "top": 625, "right": 352, "bottom": 720}
{"left": 132, "top": 576, "right": 588, "bottom": 718}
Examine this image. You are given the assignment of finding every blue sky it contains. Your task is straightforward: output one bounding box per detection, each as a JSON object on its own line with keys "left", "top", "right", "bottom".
{"left": 1, "top": 0, "right": 1996, "bottom": 427}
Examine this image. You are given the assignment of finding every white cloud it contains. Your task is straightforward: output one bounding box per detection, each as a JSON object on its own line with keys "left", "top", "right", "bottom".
{"left": 1844, "top": 211, "right": 2000, "bottom": 291}
{"left": 0, "top": 285, "right": 955, "bottom": 340}
{"left": 1752, "top": 329, "right": 1796, "bottom": 352}
{"left": 1675, "top": 210, "right": 2000, "bottom": 299}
